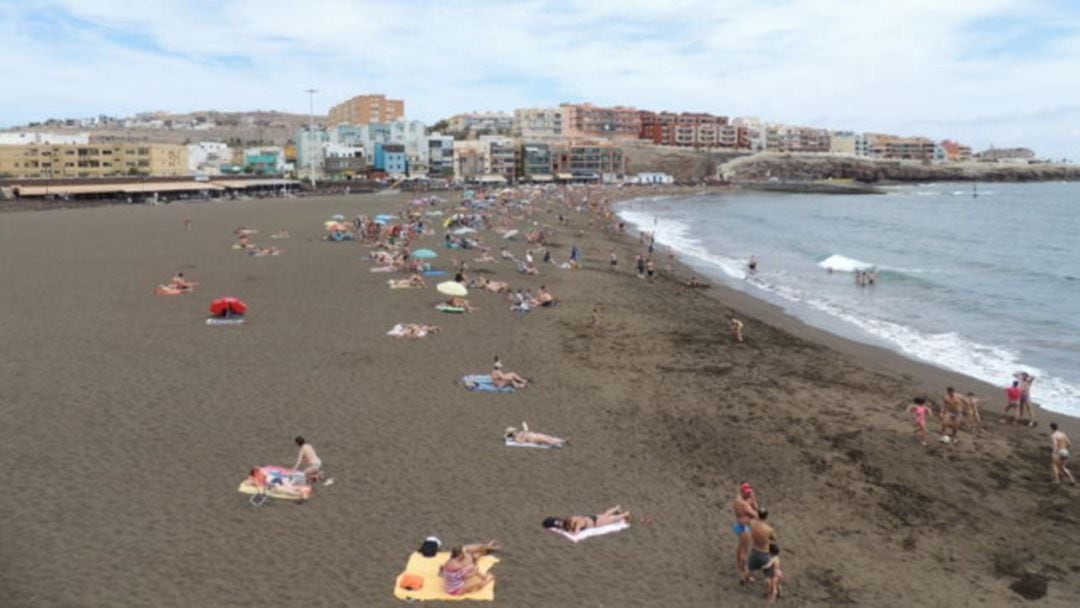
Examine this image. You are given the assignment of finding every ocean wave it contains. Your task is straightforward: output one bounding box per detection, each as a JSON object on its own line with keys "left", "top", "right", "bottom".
{"left": 618, "top": 209, "right": 747, "bottom": 280}
{"left": 819, "top": 254, "right": 874, "bottom": 272}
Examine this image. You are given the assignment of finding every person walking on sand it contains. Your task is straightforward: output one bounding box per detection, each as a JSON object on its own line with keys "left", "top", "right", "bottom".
{"left": 292, "top": 436, "right": 323, "bottom": 484}
{"left": 941, "top": 387, "right": 966, "bottom": 442}
{"left": 907, "top": 396, "right": 931, "bottom": 446}
{"left": 609, "top": 249, "right": 618, "bottom": 272}
{"left": 964, "top": 391, "right": 983, "bottom": 429}
{"left": 731, "top": 483, "right": 759, "bottom": 582}
{"left": 184, "top": 217, "right": 192, "bottom": 231}
{"left": 730, "top": 318, "right": 744, "bottom": 344}
{"left": 1049, "top": 422, "right": 1074, "bottom": 484}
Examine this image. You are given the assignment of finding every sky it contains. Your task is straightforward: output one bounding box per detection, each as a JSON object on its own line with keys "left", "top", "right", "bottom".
{"left": 2, "top": 0, "right": 1080, "bottom": 158}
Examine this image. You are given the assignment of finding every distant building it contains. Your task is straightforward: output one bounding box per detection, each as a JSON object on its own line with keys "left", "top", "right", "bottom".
{"left": 0, "top": 132, "right": 90, "bottom": 145}
{"left": 424, "top": 134, "right": 455, "bottom": 177}
{"left": 975, "top": 146, "right": 1030, "bottom": 163}
{"left": 630, "top": 172, "right": 674, "bottom": 184}
{"left": 295, "top": 128, "right": 330, "bottom": 176}
{"left": 451, "top": 137, "right": 515, "bottom": 183}
{"left": 765, "top": 124, "right": 831, "bottom": 153}
{"left": 865, "top": 134, "right": 936, "bottom": 160}
{"left": 552, "top": 140, "right": 626, "bottom": 181}
{"left": 373, "top": 143, "right": 407, "bottom": 176}
{"left": 638, "top": 111, "right": 730, "bottom": 148}
{"left": 323, "top": 144, "right": 366, "bottom": 176}
{"left": 327, "top": 94, "right": 405, "bottom": 126}
{"left": 560, "top": 103, "right": 642, "bottom": 139}
{"left": 186, "top": 142, "right": 231, "bottom": 175}
{"left": 243, "top": 146, "right": 288, "bottom": 174}
{"left": 513, "top": 108, "right": 564, "bottom": 140}
{"left": 0, "top": 143, "right": 187, "bottom": 178}
{"left": 732, "top": 117, "right": 767, "bottom": 152}
{"left": 446, "top": 112, "right": 513, "bottom": 136}
{"left": 332, "top": 120, "right": 427, "bottom": 170}
{"left": 519, "top": 143, "right": 554, "bottom": 181}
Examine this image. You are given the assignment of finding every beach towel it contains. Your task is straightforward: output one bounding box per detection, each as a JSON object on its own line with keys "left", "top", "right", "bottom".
{"left": 549, "top": 520, "right": 630, "bottom": 543}
{"left": 504, "top": 437, "right": 561, "bottom": 449}
{"left": 394, "top": 552, "right": 498, "bottom": 602}
{"left": 370, "top": 266, "right": 397, "bottom": 273}
{"left": 436, "top": 304, "right": 466, "bottom": 314}
{"left": 388, "top": 280, "right": 423, "bottom": 289}
{"left": 206, "top": 317, "right": 246, "bottom": 325}
{"left": 462, "top": 375, "right": 515, "bottom": 393}
{"left": 387, "top": 323, "right": 430, "bottom": 338}
{"left": 423, "top": 270, "right": 448, "bottom": 276}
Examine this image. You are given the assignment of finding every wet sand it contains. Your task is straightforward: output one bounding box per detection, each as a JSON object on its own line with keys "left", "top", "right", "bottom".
{"left": 1, "top": 190, "right": 1078, "bottom": 607}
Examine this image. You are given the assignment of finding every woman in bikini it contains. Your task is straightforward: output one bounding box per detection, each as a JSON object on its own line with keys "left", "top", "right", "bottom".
{"left": 490, "top": 358, "right": 527, "bottom": 389}
{"left": 542, "top": 506, "right": 631, "bottom": 533}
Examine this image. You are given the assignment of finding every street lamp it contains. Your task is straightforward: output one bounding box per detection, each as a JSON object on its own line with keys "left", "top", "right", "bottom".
{"left": 305, "top": 88, "right": 318, "bottom": 187}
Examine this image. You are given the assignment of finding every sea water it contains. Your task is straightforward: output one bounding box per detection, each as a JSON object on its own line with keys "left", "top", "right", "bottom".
{"left": 617, "top": 182, "right": 1080, "bottom": 416}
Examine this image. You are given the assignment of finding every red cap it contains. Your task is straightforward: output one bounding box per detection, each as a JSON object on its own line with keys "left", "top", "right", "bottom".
{"left": 740, "top": 483, "right": 754, "bottom": 497}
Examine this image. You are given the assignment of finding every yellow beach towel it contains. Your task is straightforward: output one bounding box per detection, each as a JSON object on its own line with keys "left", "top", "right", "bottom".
{"left": 393, "top": 551, "right": 499, "bottom": 601}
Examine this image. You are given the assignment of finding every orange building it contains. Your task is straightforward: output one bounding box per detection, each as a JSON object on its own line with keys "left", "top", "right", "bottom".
{"left": 327, "top": 94, "right": 405, "bottom": 126}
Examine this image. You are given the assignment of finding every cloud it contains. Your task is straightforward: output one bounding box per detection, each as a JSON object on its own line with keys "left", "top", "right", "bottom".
{"left": 1, "top": 0, "right": 1079, "bottom": 157}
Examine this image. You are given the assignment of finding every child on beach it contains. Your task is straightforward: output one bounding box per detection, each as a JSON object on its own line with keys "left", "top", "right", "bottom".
{"left": 763, "top": 543, "right": 784, "bottom": 602}
{"left": 730, "top": 318, "right": 744, "bottom": 343}
{"left": 964, "top": 391, "right": 982, "bottom": 429}
{"left": 907, "top": 397, "right": 930, "bottom": 446}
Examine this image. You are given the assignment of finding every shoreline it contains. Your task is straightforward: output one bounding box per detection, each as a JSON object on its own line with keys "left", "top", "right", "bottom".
{"left": 2, "top": 186, "right": 1078, "bottom": 605}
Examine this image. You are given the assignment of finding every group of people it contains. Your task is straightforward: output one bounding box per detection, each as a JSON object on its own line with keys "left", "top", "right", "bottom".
{"left": 731, "top": 483, "right": 784, "bottom": 601}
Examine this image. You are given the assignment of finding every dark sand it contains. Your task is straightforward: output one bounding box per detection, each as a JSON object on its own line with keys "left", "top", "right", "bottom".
{"left": 1, "top": 189, "right": 1078, "bottom": 607}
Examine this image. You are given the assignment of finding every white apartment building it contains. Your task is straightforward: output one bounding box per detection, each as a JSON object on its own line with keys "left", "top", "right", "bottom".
{"left": 513, "top": 108, "right": 564, "bottom": 139}
{"left": 0, "top": 132, "right": 91, "bottom": 145}
{"left": 186, "top": 142, "right": 231, "bottom": 174}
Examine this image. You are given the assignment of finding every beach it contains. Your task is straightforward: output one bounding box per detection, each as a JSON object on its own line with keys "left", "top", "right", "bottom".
{"left": 1, "top": 189, "right": 1078, "bottom": 607}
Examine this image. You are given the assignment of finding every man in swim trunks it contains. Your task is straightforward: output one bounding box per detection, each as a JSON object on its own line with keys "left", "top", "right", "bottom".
{"left": 746, "top": 508, "right": 776, "bottom": 586}
{"left": 731, "top": 483, "right": 759, "bottom": 582}
{"left": 293, "top": 436, "right": 323, "bottom": 484}
{"left": 941, "top": 387, "right": 967, "bottom": 441}
{"left": 1015, "top": 372, "right": 1037, "bottom": 427}
{"left": 1049, "top": 422, "right": 1074, "bottom": 484}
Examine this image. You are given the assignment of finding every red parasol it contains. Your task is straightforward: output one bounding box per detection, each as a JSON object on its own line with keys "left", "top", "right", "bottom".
{"left": 209, "top": 297, "right": 248, "bottom": 316}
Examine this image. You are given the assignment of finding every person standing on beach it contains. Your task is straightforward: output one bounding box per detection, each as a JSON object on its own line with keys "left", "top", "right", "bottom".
{"left": 1005, "top": 381, "right": 1022, "bottom": 423}
{"left": 1015, "top": 372, "right": 1037, "bottom": 427}
{"left": 730, "top": 318, "right": 744, "bottom": 344}
{"left": 1049, "top": 423, "right": 1074, "bottom": 484}
{"left": 609, "top": 249, "right": 618, "bottom": 272}
{"left": 731, "top": 483, "right": 759, "bottom": 582}
{"left": 964, "top": 391, "right": 983, "bottom": 429}
{"left": 646, "top": 258, "right": 656, "bottom": 283}
{"left": 293, "top": 436, "right": 323, "bottom": 484}
{"left": 184, "top": 217, "right": 192, "bottom": 231}
{"left": 746, "top": 508, "right": 777, "bottom": 589}
{"left": 635, "top": 254, "right": 646, "bottom": 279}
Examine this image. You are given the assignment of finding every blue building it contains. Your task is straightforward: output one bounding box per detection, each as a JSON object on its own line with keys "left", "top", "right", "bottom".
{"left": 374, "top": 143, "right": 407, "bottom": 175}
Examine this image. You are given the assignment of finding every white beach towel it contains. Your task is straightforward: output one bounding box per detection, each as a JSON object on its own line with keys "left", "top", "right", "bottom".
{"left": 504, "top": 437, "right": 561, "bottom": 449}
{"left": 206, "top": 318, "right": 245, "bottom": 325}
{"left": 386, "top": 323, "right": 429, "bottom": 338}
{"left": 550, "top": 520, "right": 630, "bottom": 543}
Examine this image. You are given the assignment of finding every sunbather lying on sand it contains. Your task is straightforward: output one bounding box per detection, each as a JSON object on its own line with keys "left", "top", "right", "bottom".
{"left": 167, "top": 272, "right": 197, "bottom": 292}
{"left": 389, "top": 274, "right": 426, "bottom": 289}
{"left": 249, "top": 246, "right": 281, "bottom": 257}
{"left": 388, "top": 323, "right": 440, "bottom": 338}
{"left": 474, "top": 254, "right": 495, "bottom": 263}
{"left": 270, "top": 230, "right": 291, "bottom": 239}
{"left": 490, "top": 364, "right": 528, "bottom": 389}
{"left": 543, "top": 506, "right": 631, "bottom": 533}
{"left": 439, "top": 541, "right": 501, "bottom": 596}
{"left": 446, "top": 297, "right": 476, "bottom": 312}
{"left": 505, "top": 422, "right": 565, "bottom": 447}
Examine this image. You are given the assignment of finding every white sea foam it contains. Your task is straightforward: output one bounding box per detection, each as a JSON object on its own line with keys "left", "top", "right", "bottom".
{"left": 818, "top": 254, "right": 874, "bottom": 272}
{"left": 617, "top": 203, "right": 1080, "bottom": 415}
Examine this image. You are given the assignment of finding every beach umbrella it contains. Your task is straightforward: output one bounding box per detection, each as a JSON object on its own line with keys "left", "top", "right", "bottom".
{"left": 411, "top": 249, "right": 438, "bottom": 259}
{"left": 436, "top": 281, "right": 468, "bottom": 297}
{"left": 452, "top": 227, "right": 477, "bottom": 235}
{"left": 210, "top": 297, "right": 247, "bottom": 316}
{"left": 331, "top": 213, "right": 345, "bottom": 221}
